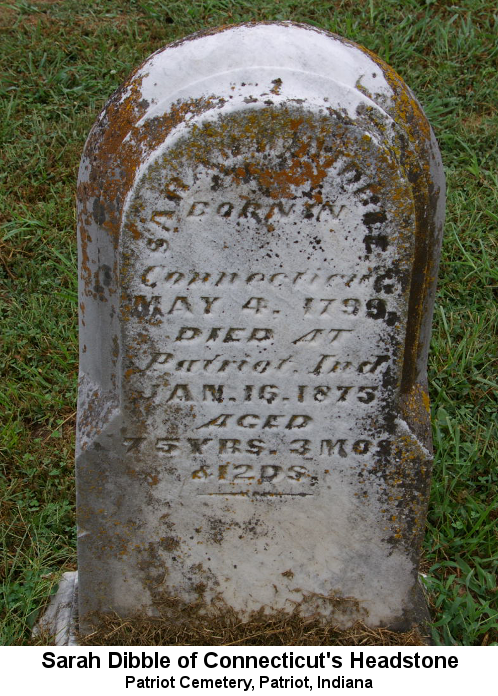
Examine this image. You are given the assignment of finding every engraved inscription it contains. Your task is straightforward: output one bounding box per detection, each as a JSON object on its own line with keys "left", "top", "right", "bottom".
{"left": 120, "top": 109, "right": 415, "bottom": 497}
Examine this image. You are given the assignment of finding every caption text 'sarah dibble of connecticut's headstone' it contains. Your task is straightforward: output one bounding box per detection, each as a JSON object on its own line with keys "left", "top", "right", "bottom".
{"left": 75, "top": 22, "right": 445, "bottom": 635}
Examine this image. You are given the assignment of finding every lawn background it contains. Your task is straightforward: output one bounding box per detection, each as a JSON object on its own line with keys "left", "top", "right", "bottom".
{"left": 0, "top": 0, "right": 496, "bottom": 646}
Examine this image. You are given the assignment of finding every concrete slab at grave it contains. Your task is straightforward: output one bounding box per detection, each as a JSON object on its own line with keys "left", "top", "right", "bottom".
{"left": 76, "top": 22, "right": 445, "bottom": 634}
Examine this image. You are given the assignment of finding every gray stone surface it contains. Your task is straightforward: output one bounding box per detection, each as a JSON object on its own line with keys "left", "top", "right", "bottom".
{"left": 34, "top": 571, "right": 78, "bottom": 645}
{"left": 76, "top": 22, "right": 445, "bottom": 633}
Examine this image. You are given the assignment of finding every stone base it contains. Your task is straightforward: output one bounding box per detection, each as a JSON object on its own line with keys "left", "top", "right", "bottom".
{"left": 33, "top": 571, "right": 78, "bottom": 645}
{"left": 33, "top": 570, "right": 431, "bottom": 645}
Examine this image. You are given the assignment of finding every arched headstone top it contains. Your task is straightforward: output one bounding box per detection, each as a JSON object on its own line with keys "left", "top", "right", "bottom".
{"left": 78, "top": 22, "right": 444, "bottom": 392}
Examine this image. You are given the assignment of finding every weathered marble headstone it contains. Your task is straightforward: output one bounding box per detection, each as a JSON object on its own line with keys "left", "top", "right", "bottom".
{"left": 76, "top": 22, "right": 444, "bottom": 633}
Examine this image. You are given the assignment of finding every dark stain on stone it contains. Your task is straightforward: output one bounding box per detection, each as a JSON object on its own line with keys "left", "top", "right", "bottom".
{"left": 271, "top": 78, "right": 283, "bottom": 95}
{"left": 92, "top": 197, "right": 106, "bottom": 225}
{"left": 100, "top": 264, "right": 112, "bottom": 287}
{"left": 160, "top": 536, "right": 180, "bottom": 552}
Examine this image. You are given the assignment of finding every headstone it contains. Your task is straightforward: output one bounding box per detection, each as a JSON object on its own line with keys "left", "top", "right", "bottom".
{"left": 76, "top": 22, "right": 445, "bottom": 634}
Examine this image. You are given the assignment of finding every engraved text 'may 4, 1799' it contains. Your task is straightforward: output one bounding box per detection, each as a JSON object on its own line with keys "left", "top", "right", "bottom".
{"left": 119, "top": 110, "right": 414, "bottom": 498}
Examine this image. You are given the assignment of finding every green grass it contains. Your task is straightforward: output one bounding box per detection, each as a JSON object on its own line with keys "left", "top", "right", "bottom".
{"left": 0, "top": 0, "right": 496, "bottom": 645}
